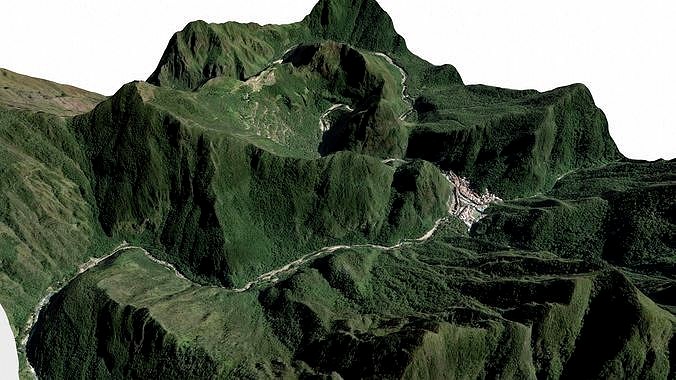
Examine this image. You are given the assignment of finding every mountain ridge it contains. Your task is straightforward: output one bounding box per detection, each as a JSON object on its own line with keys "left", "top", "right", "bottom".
{"left": 0, "top": 0, "right": 672, "bottom": 378}
{"left": 0, "top": 67, "right": 104, "bottom": 116}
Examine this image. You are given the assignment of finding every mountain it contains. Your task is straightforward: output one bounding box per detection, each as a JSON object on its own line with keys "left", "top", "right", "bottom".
{"left": 0, "top": 68, "right": 104, "bottom": 116}
{"left": 0, "top": 0, "right": 672, "bottom": 379}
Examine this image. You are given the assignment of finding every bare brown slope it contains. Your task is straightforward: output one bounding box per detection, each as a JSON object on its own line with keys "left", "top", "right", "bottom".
{"left": 0, "top": 68, "right": 104, "bottom": 116}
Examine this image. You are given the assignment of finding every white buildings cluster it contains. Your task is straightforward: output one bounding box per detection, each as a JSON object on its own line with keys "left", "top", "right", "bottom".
{"left": 445, "top": 171, "right": 501, "bottom": 228}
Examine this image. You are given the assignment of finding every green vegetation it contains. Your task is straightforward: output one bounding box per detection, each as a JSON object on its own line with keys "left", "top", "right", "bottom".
{"left": 0, "top": 107, "right": 115, "bottom": 336}
{"left": 27, "top": 233, "right": 675, "bottom": 378}
{"left": 406, "top": 83, "right": 622, "bottom": 198}
{"left": 0, "top": 0, "right": 673, "bottom": 378}
{"left": 147, "top": 40, "right": 409, "bottom": 159}
{"left": 71, "top": 81, "right": 449, "bottom": 286}
{"left": 149, "top": 0, "right": 462, "bottom": 92}
{"left": 148, "top": 0, "right": 621, "bottom": 199}
{"left": 27, "top": 250, "right": 221, "bottom": 379}
{"left": 473, "top": 159, "right": 676, "bottom": 313}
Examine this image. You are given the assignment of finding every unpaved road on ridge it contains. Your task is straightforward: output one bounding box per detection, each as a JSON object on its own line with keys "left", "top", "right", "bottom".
{"left": 374, "top": 52, "right": 413, "bottom": 120}
{"left": 319, "top": 103, "right": 354, "bottom": 132}
{"left": 244, "top": 47, "right": 414, "bottom": 133}
{"left": 319, "top": 51, "right": 413, "bottom": 131}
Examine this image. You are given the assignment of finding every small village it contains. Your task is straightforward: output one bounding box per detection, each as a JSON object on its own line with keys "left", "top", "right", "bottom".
{"left": 445, "top": 171, "right": 501, "bottom": 228}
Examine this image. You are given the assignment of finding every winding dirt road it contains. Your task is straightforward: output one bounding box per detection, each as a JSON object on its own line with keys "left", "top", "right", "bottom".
{"left": 318, "top": 51, "right": 414, "bottom": 133}
{"left": 373, "top": 52, "right": 412, "bottom": 103}
{"left": 319, "top": 103, "right": 354, "bottom": 132}
{"left": 22, "top": 48, "right": 500, "bottom": 379}
{"left": 374, "top": 52, "right": 413, "bottom": 120}
{"left": 21, "top": 242, "right": 187, "bottom": 378}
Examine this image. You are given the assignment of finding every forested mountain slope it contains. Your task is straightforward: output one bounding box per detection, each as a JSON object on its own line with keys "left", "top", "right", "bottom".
{"left": 0, "top": 0, "right": 672, "bottom": 378}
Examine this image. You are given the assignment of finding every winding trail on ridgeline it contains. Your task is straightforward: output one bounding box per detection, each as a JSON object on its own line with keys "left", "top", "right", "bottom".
{"left": 242, "top": 47, "right": 415, "bottom": 133}
{"left": 373, "top": 52, "right": 412, "bottom": 103}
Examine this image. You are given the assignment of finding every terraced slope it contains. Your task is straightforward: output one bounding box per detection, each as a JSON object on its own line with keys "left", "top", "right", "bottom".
{"left": 0, "top": 0, "right": 673, "bottom": 378}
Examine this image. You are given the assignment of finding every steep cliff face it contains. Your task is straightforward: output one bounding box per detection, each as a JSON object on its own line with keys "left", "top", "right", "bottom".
{"left": 71, "top": 82, "right": 449, "bottom": 287}
{"left": 280, "top": 42, "right": 410, "bottom": 158}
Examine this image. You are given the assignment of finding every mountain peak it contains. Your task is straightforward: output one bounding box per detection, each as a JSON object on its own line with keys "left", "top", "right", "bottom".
{"left": 148, "top": 0, "right": 410, "bottom": 90}
{"left": 304, "top": 0, "right": 407, "bottom": 53}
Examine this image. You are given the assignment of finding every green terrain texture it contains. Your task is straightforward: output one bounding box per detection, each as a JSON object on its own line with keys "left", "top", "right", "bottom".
{"left": 0, "top": 0, "right": 673, "bottom": 378}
